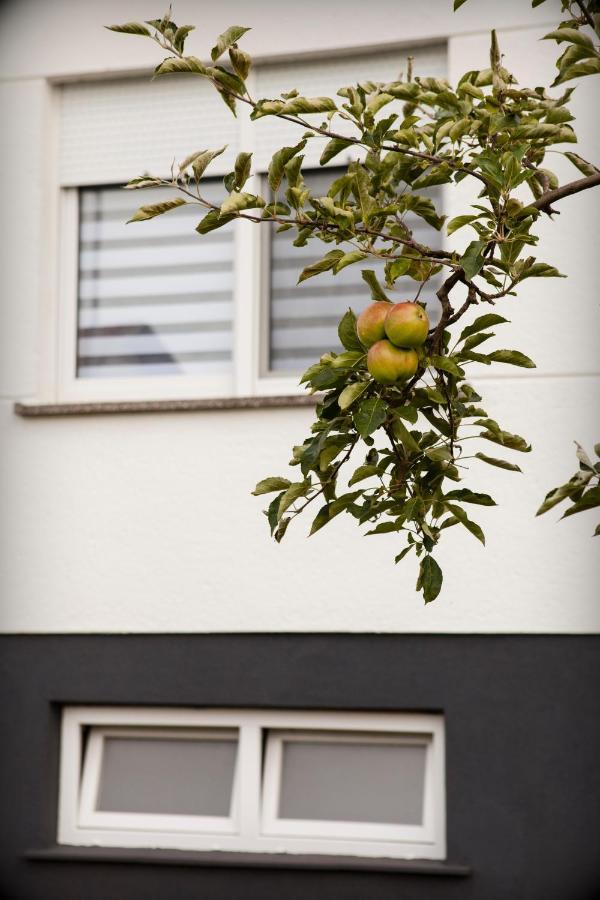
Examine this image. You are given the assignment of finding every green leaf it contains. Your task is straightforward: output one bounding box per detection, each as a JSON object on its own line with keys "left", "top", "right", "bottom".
{"left": 353, "top": 397, "right": 388, "bottom": 438}
{"left": 274, "top": 517, "right": 290, "bottom": 542}
{"left": 447, "top": 504, "right": 485, "bottom": 544}
{"left": 395, "top": 545, "right": 415, "bottom": 564}
{"left": 298, "top": 250, "right": 344, "bottom": 284}
{"left": 337, "top": 308, "right": 364, "bottom": 351}
{"left": 445, "top": 489, "right": 496, "bottom": 506}
{"left": 229, "top": 46, "right": 252, "bottom": 80}
{"left": 189, "top": 146, "right": 227, "bottom": 180}
{"left": 252, "top": 476, "right": 292, "bottom": 496}
{"left": 124, "top": 176, "right": 163, "bottom": 190}
{"left": 564, "top": 152, "right": 599, "bottom": 178}
{"left": 366, "top": 521, "right": 401, "bottom": 535}
{"left": 211, "top": 25, "right": 251, "bottom": 61}
{"left": 268, "top": 141, "right": 306, "bottom": 192}
{"left": 395, "top": 404, "right": 418, "bottom": 424}
{"left": 543, "top": 28, "right": 595, "bottom": 49}
{"left": 348, "top": 464, "right": 379, "bottom": 486}
{"left": 309, "top": 505, "right": 331, "bottom": 536}
{"left": 554, "top": 58, "right": 600, "bottom": 84}
{"left": 220, "top": 191, "right": 265, "bottom": 215}
{"left": 486, "top": 349, "right": 536, "bottom": 368}
{"left": 195, "top": 209, "right": 235, "bottom": 234}
{"left": 106, "top": 22, "right": 151, "bottom": 36}
{"left": 278, "top": 480, "right": 311, "bottom": 517}
{"left": 518, "top": 263, "right": 565, "bottom": 280}
{"left": 333, "top": 250, "right": 368, "bottom": 274}
{"left": 338, "top": 381, "right": 368, "bottom": 410}
{"left": 281, "top": 96, "right": 337, "bottom": 115}
{"left": 155, "top": 56, "right": 208, "bottom": 76}
{"left": 447, "top": 214, "right": 478, "bottom": 236}
{"left": 127, "top": 197, "right": 187, "bottom": 223}
{"left": 561, "top": 486, "right": 600, "bottom": 519}
{"left": 386, "top": 258, "right": 411, "bottom": 283}
{"left": 173, "top": 24, "right": 195, "bottom": 52}
{"left": 536, "top": 481, "right": 582, "bottom": 515}
{"left": 460, "top": 239, "right": 487, "bottom": 280}
{"left": 361, "top": 269, "right": 389, "bottom": 302}
{"left": 430, "top": 355, "right": 464, "bottom": 378}
{"left": 418, "top": 555, "right": 443, "bottom": 604}
{"left": 233, "top": 152, "right": 253, "bottom": 189}
{"left": 479, "top": 429, "right": 531, "bottom": 453}
{"left": 320, "top": 138, "right": 353, "bottom": 165}
{"left": 454, "top": 0, "right": 469, "bottom": 8}
{"left": 462, "top": 331, "right": 495, "bottom": 352}
{"left": 459, "top": 314, "right": 509, "bottom": 341}
{"left": 391, "top": 416, "right": 421, "bottom": 454}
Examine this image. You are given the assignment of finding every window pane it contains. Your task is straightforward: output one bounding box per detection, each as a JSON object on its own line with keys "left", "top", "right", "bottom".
{"left": 269, "top": 170, "right": 442, "bottom": 373}
{"left": 278, "top": 736, "right": 427, "bottom": 825}
{"left": 77, "top": 182, "right": 234, "bottom": 378}
{"left": 96, "top": 732, "right": 238, "bottom": 816}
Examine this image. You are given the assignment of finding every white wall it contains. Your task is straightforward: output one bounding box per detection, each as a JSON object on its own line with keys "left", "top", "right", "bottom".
{"left": 1, "top": 0, "right": 598, "bottom": 633}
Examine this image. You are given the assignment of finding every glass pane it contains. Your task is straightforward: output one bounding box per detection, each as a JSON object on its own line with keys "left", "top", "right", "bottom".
{"left": 269, "top": 169, "right": 443, "bottom": 373}
{"left": 77, "top": 181, "right": 234, "bottom": 378}
{"left": 278, "top": 736, "right": 427, "bottom": 825}
{"left": 96, "top": 732, "right": 237, "bottom": 816}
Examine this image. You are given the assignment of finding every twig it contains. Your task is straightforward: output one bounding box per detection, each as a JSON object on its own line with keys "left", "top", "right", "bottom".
{"left": 533, "top": 172, "right": 600, "bottom": 214}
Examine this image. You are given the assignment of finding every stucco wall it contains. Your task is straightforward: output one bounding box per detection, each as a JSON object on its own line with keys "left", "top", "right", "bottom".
{"left": 0, "top": 0, "right": 598, "bottom": 633}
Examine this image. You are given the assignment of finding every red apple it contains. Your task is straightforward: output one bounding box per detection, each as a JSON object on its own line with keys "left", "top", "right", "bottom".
{"left": 384, "top": 301, "right": 429, "bottom": 348}
{"left": 367, "top": 340, "right": 419, "bottom": 384}
{"left": 356, "top": 301, "right": 391, "bottom": 347}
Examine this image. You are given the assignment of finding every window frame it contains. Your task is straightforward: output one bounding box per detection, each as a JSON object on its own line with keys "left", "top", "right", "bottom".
{"left": 261, "top": 728, "right": 437, "bottom": 844}
{"left": 78, "top": 726, "right": 241, "bottom": 834}
{"left": 58, "top": 706, "right": 446, "bottom": 860}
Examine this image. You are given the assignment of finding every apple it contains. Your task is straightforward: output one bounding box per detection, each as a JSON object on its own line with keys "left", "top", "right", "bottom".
{"left": 356, "top": 301, "right": 391, "bottom": 347}
{"left": 384, "top": 301, "right": 429, "bottom": 348}
{"left": 367, "top": 340, "right": 419, "bottom": 384}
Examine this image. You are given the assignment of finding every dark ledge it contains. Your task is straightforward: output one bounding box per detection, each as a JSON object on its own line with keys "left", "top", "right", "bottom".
{"left": 26, "top": 847, "right": 471, "bottom": 876}
{"left": 14, "top": 395, "right": 319, "bottom": 417}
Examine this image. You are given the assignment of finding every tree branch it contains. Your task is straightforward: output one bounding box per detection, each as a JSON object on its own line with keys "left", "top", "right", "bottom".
{"left": 533, "top": 172, "right": 600, "bottom": 213}
{"left": 574, "top": 0, "right": 596, "bottom": 30}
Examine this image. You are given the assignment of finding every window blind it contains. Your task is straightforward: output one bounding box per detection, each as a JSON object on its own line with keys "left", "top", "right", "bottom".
{"left": 77, "top": 182, "right": 234, "bottom": 378}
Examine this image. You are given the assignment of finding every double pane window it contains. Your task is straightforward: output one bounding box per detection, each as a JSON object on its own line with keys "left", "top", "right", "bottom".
{"left": 59, "top": 707, "right": 445, "bottom": 859}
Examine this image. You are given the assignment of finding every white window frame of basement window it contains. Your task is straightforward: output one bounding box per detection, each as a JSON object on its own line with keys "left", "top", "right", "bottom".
{"left": 261, "top": 729, "right": 436, "bottom": 844}
{"left": 78, "top": 726, "right": 241, "bottom": 835}
{"left": 58, "top": 706, "right": 446, "bottom": 860}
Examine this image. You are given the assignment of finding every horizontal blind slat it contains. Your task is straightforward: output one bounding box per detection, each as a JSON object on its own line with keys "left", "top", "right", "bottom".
{"left": 76, "top": 184, "right": 234, "bottom": 379}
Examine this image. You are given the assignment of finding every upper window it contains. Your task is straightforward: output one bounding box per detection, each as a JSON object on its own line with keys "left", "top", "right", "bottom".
{"left": 54, "top": 46, "right": 446, "bottom": 402}
{"left": 59, "top": 707, "right": 446, "bottom": 860}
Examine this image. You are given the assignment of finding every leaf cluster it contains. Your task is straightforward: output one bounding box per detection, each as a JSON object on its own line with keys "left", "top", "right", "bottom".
{"left": 108, "top": 2, "right": 600, "bottom": 602}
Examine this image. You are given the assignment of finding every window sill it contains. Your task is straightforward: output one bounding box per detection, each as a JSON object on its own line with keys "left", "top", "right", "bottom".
{"left": 13, "top": 395, "right": 319, "bottom": 418}
{"left": 26, "top": 846, "right": 471, "bottom": 875}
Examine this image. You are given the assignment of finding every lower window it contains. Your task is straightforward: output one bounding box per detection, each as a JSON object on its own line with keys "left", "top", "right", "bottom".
{"left": 58, "top": 707, "right": 445, "bottom": 859}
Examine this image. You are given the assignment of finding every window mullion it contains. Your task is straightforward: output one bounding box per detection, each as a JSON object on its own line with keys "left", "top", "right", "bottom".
{"left": 237, "top": 720, "right": 262, "bottom": 843}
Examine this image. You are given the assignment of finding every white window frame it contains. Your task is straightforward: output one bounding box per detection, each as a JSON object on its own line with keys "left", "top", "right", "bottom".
{"left": 261, "top": 729, "right": 436, "bottom": 844}
{"left": 59, "top": 706, "right": 446, "bottom": 860}
{"left": 78, "top": 726, "right": 240, "bottom": 835}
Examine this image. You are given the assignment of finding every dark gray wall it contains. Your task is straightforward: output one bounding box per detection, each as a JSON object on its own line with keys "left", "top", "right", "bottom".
{"left": 0, "top": 634, "right": 598, "bottom": 900}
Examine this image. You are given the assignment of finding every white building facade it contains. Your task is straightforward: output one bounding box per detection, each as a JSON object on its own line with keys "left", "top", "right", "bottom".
{"left": 0, "top": 1, "right": 598, "bottom": 898}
